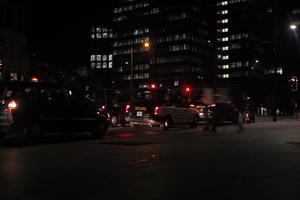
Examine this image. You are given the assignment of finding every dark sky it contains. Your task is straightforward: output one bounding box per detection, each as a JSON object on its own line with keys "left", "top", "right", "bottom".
{"left": 28, "top": 1, "right": 112, "bottom": 65}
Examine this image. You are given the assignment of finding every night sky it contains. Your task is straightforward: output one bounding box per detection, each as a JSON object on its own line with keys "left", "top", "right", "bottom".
{"left": 28, "top": 1, "right": 112, "bottom": 65}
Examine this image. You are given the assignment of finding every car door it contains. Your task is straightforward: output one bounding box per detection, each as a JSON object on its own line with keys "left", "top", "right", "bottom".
{"left": 37, "top": 85, "right": 68, "bottom": 132}
{"left": 65, "top": 87, "right": 96, "bottom": 132}
{"left": 173, "top": 94, "right": 188, "bottom": 124}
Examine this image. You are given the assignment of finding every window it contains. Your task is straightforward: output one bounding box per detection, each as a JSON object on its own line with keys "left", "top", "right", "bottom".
{"left": 222, "top": 19, "right": 228, "bottom": 23}
{"left": 97, "top": 55, "right": 101, "bottom": 61}
{"left": 91, "top": 55, "right": 95, "bottom": 62}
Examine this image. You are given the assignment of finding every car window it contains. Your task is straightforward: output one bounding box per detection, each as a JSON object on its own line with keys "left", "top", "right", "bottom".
{"left": 65, "top": 88, "right": 85, "bottom": 103}
{"left": 4, "top": 85, "right": 36, "bottom": 100}
{"left": 39, "top": 86, "right": 65, "bottom": 102}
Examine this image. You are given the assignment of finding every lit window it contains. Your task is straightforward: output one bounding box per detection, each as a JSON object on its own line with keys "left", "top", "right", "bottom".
{"left": 96, "top": 62, "right": 101, "bottom": 69}
{"left": 97, "top": 55, "right": 101, "bottom": 61}
{"left": 103, "top": 62, "right": 107, "bottom": 69}
{"left": 223, "top": 74, "right": 229, "bottom": 78}
{"left": 109, "top": 55, "right": 113, "bottom": 61}
{"left": 222, "top": 46, "right": 229, "bottom": 51}
{"left": 222, "top": 55, "right": 229, "bottom": 60}
{"left": 222, "top": 10, "right": 228, "bottom": 14}
{"left": 222, "top": 19, "right": 228, "bottom": 23}
{"left": 222, "top": 28, "right": 228, "bottom": 32}
{"left": 102, "top": 55, "right": 107, "bottom": 61}
{"left": 174, "top": 80, "right": 179, "bottom": 86}
{"left": 91, "top": 55, "right": 95, "bottom": 62}
{"left": 91, "top": 63, "right": 95, "bottom": 69}
{"left": 109, "top": 62, "right": 113, "bottom": 68}
{"left": 222, "top": 37, "right": 228, "bottom": 41}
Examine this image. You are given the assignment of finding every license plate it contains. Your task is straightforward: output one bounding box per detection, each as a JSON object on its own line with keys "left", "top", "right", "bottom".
{"left": 136, "top": 111, "right": 143, "bottom": 117}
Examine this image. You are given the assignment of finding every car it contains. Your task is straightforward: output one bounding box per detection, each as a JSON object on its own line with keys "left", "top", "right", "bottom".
{"left": 125, "top": 87, "right": 199, "bottom": 130}
{"left": 205, "top": 102, "right": 239, "bottom": 124}
{"left": 193, "top": 103, "right": 207, "bottom": 121}
{"left": 88, "top": 89, "right": 130, "bottom": 127}
{"left": 0, "top": 81, "right": 110, "bottom": 142}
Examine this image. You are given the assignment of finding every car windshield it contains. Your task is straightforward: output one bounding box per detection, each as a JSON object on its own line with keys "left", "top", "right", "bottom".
{"left": 2, "top": 84, "right": 35, "bottom": 100}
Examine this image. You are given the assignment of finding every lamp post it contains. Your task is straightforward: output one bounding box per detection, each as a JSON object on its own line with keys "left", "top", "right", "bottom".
{"left": 130, "top": 41, "right": 150, "bottom": 95}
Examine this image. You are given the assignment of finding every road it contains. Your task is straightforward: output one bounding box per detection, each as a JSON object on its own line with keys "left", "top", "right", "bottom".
{"left": 1, "top": 118, "right": 300, "bottom": 200}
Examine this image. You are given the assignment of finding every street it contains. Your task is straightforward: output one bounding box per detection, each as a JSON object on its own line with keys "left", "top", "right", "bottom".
{"left": 1, "top": 118, "right": 300, "bottom": 200}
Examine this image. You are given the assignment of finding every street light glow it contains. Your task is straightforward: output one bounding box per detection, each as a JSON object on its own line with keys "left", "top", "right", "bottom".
{"left": 144, "top": 41, "right": 150, "bottom": 48}
{"left": 290, "top": 24, "right": 297, "bottom": 30}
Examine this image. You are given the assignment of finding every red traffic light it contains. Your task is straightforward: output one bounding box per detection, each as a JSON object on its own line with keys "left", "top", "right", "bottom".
{"left": 150, "top": 83, "right": 157, "bottom": 89}
{"left": 184, "top": 87, "right": 191, "bottom": 93}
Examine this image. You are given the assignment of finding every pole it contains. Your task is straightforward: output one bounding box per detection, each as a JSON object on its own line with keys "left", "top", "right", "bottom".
{"left": 130, "top": 46, "right": 133, "bottom": 95}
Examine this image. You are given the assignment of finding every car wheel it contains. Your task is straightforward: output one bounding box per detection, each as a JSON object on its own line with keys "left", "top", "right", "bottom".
{"left": 111, "top": 115, "right": 118, "bottom": 127}
{"left": 218, "top": 116, "right": 224, "bottom": 125}
{"left": 93, "top": 121, "right": 107, "bottom": 138}
{"left": 26, "top": 122, "right": 43, "bottom": 144}
{"left": 190, "top": 115, "right": 199, "bottom": 128}
{"left": 161, "top": 117, "right": 172, "bottom": 130}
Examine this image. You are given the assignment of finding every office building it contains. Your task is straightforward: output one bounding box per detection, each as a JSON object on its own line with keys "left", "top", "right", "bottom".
{"left": 112, "top": 0, "right": 214, "bottom": 92}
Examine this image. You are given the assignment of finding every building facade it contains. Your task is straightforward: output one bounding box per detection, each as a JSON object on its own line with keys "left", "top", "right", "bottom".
{"left": 89, "top": 26, "right": 114, "bottom": 89}
{"left": 0, "top": 0, "right": 30, "bottom": 81}
{"left": 112, "top": 0, "right": 214, "bottom": 92}
{"left": 215, "top": 0, "right": 266, "bottom": 100}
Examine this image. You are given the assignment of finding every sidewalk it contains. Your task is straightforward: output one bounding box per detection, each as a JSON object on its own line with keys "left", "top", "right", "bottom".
{"left": 254, "top": 115, "right": 299, "bottom": 122}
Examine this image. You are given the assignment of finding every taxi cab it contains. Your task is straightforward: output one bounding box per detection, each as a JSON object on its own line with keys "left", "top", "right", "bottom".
{"left": 125, "top": 87, "right": 199, "bottom": 130}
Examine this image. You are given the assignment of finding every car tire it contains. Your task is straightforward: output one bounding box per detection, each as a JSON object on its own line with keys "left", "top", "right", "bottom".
{"left": 93, "top": 121, "right": 107, "bottom": 138}
{"left": 111, "top": 115, "right": 118, "bottom": 127}
{"left": 220, "top": 115, "right": 225, "bottom": 124}
{"left": 161, "top": 116, "right": 172, "bottom": 130}
{"left": 26, "top": 122, "right": 43, "bottom": 144}
{"left": 190, "top": 115, "right": 199, "bottom": 128}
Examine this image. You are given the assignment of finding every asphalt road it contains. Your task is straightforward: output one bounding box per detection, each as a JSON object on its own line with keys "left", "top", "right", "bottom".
{"left": 1, "top": 119, "right": 300, "bottom": 200}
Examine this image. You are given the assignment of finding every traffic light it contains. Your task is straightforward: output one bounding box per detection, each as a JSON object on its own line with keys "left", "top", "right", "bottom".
{"left": 184, "top": 86, "right": 191, "bottom": 93}
{"left": 290, "top": 76, "right": 298, "bottom": 91}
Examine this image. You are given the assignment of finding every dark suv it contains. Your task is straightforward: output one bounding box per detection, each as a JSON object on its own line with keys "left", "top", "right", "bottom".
{"left": 205, "top": 102, "right": 239, "bottom": 124}
{"left": 0, "top": 81, "right": 110, "bottom": 142}
{"left": 90, "top": 89, "right": 129, "bottom": 127}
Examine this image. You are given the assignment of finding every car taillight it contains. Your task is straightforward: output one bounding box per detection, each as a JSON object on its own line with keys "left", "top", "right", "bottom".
{"left": 189, "top": 104, "right": 195, "bottom": 108}
{"left": 7, "top": 100, "right": 17, "bottom": 114}
{"left": 154, "top": 106, "right": 159, "bottom": 116}
{"left": 208, "top": 104, "right": 216, "bottom": 107}
{"left": 101, "top": 105, "right": 106, "bottom": 110}
{"left": 125, "top": 104, "right": 130, "bottom": 113}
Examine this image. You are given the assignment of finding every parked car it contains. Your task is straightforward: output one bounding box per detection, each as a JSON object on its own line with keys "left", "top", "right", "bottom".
{"left": 89, "top": 89, "right": 130, "bottom": 127}
{"left": 205, "top": 102, "right": 239, "bottom": 124}
{"left": 190, "top": 103, "right": 206, "bottom": 121}
{"left": 0, "top": 81, "right": 110, "bottom": 142}
{"left": 125, "top": 87, "right": 199, "bottom": 130}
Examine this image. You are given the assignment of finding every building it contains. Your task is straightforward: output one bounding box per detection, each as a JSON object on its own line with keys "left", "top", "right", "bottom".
{"left": 112, "top": 0, "right": 214, "bottom": 93}
{"left": 215, "top": 0, "right": 267, "bottom": 103}
{"left": 89, "top": 26, "right": 114, "bottom": 89}
{"left": 0, "top": 0, "right": 30, "bottom": 81}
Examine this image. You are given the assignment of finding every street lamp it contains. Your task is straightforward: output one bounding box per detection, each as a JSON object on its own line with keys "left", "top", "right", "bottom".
{"left": 130, "top": 41, "right": 151, "bottom": 95}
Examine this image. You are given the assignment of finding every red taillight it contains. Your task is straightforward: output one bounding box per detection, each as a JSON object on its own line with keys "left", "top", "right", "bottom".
{"left": 7, "top": 100, "right": 17, "bottom": 114}
{"left": 125, "top": 104, "right": 130, "bottom": 113}
{"left": 154, "top": 106, "right": 159, "bottom": 116}
{"left": 189, "top": 104, "right": 195, "bottom": 108}
{"left": 101, "top": 105, "right": 106, "bottom": 110}
{"left": 209, "top": 104, "right": 216, "bottom": 107}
